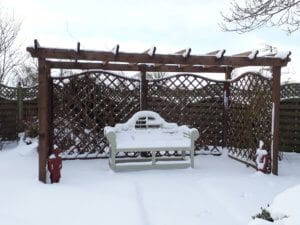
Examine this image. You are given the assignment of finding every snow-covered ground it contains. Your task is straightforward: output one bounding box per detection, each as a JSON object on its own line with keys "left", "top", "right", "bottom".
{"left": 1, "top": 139, "right": 300, "bottom": 225}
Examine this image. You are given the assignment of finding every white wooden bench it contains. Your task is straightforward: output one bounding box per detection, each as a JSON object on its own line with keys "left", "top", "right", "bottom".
{"left": 104, "top": 111, "right": 199, "bottom": 171}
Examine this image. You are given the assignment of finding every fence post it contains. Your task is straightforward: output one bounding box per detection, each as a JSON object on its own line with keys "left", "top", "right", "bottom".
{"left": 223, "top": 67, "right": 232, "bottom": 148}
{"left": 38, "top": 58, "right": 50, "bottom": 183}
{"left": 224, "top": 67, "right": 232, "bottom": 105}
{"left": 17, "top": 82, "right": 24, "bottom": 131}
{"left": 271, "top": 66, "right": 281, "bottom": 175}
{"left": 140, "top": 69, "right": 148, "bottom": 110}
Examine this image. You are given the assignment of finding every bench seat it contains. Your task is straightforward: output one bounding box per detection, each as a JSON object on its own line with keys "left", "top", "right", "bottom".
{"left": 116, "top": 130, "right": 191, "bottom": 150}
{"left": 104, "top": 111, "right": 199, "bottom": 171}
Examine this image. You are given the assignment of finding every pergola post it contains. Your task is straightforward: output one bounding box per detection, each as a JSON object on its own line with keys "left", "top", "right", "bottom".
{"left": 38, "top": 58, "right": 50, "bottom": 183}
{"left": 223, "top": 67, "right": 233, "bottom": 148}
{"left": 271, "top": 66, "right": 281, "bottom": 175}
{"left": 140, "top": 69, "right": 148, "bottom": 110}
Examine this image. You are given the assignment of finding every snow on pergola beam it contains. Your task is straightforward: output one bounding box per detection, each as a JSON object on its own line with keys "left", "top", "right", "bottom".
{"left": 27, "top": 40, "right": 291, "bottom": 73}
{"left": 46, "top": 61, "right": 228, "bottom": 73}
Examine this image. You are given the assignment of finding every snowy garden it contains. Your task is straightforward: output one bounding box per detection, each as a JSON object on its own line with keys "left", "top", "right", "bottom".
{"left": 1, "top": 136, "right": 300, "bottom": 225}
{"left": 1, "top": 44, "right": 299, "bottom": 225}
{"left": 2, "top": 0, "right": 300, "bottom": 225}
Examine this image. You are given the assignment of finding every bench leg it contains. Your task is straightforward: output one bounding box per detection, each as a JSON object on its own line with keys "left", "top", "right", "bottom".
{"left": 182, "top": 150, "right": 186, "bottom": 160}
{"left": 110, "top": 149, "right": 116, "bottom": 170}
{"left": 190, "top": 148, "right": 194, "bottom": 168}
{"left": 152, "top": 151, "right": 156, "bottom": 165}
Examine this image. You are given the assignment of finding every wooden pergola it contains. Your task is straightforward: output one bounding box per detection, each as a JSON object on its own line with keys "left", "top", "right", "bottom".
{"left": 27, "top": 40, "right": 290, "bottom": 182}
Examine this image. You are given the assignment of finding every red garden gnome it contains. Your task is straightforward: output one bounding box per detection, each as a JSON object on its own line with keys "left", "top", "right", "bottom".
{"left": 47, "top": 149, "right": 62, "bottom": 183}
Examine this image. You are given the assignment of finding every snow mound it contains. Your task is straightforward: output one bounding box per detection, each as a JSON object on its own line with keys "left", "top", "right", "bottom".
{"left": 269, "top": 185, "right": 300, "bottom": 224}
{"left": 249, "top": 185, "right": 300, "bottom": 225}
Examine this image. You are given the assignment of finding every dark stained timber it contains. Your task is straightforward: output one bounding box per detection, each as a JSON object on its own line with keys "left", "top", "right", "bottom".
{"left": 227, "top": 72, "right": 273, "bottom": 172}
{"left": 279, "top": 83, "right": 300, "bottom": 153}
{"left": 51, "top": 71, "right": 141, "bottom": 159}
{"left": 0, "top": 83, "right": 38, "bottom": 147}
{"left": 27, "top": 47, "right": 290, "bottom": 68}
{"left": 147, "top": 74, "right": 225, "bottom": 154}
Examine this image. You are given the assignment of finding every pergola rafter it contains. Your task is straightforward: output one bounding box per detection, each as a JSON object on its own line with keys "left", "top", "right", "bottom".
{"left": 27, "top": 40, "right": 291, "bottom": 183}
{"left": 27, "top": 40, "right": 290, "bottom": 73}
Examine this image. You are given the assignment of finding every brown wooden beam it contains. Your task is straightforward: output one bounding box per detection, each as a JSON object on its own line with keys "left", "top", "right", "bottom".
{"left": 206, "top": 49, "right": 226, "bottom": 59}
{"left": 47, "top": 61, "right": 227, "bottom": 73}
{"left": 34, "top": 39, "right": 40, "bottom": 50}
{"left": 225, "top": 66, "right": 233, "bottom": 80}
{"left": 223, "top": 67, "right": 233, "bottom": 148}
{"left": 111, "top": 44, "right": 119, "bottom": 56}
{"left": 140, "top": 69, "right": 148, "bottom": 110}
{"left": 175, "top": 48, "right": 191, "bottom": 58}
{"left": 38, "top": 58, "right": 50, "bottom": 183}
{"left": 271, "top": 66, "right": 281, "bottom": 175}
{"left": 143, "top": 46, "right": 156, "bottom": 57}
{"left": 27, "top": 47, "right": 289, "bottom": 67}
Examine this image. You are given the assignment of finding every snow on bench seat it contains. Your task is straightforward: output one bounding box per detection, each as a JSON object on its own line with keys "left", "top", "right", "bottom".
{"left": 116, "top": 130, "right": 191, "bottom": 150}
{"left": 104, "top": 111, "right": 199, "bottom": 171}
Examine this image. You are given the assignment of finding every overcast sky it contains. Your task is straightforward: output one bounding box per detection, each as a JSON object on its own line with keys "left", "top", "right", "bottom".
{"left": 2, "top": 0, "right": 300, "bottom": 81}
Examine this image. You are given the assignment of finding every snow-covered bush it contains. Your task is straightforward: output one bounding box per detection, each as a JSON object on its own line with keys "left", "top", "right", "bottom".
{"left": 250, "top": 185, "right": 300, "bottom": 225}
{"left": 252, "top": 207, "right": 273, "bottom": 222}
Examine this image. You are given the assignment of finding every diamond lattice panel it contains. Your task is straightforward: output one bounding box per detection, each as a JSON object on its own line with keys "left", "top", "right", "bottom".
{"left": 281, "top": 83, "right": 300, "bottom": 100}
{"left": 227, "top": 72, "right": 272, "bottom": 168}
{"left": 147, "top": 74, "right": 225, "bottom": 154}
{"left": 51, "top": 71, "right": 140, "bottom": 159}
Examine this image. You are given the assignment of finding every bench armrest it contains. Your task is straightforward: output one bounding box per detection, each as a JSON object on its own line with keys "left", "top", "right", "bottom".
{"left": 104, "top": 126, "right": 116, "bottom": 146}
{"left": 189, "top": 128, "right": 199, "bottom": 141}
{"left": 181, "top": 126, "right": 199, "bottom": 141}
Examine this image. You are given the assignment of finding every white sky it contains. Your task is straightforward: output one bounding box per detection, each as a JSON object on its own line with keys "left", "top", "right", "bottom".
{"left": 2, "top": 0, "right": 300, "bottom": 82}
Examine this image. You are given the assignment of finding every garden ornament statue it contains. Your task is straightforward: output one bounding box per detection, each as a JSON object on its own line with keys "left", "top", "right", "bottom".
{"left": 255, "top": 141, "right": 270, "bottom": 173}
{"left": 47, "top": 149, "right": 62, "bottom": 183}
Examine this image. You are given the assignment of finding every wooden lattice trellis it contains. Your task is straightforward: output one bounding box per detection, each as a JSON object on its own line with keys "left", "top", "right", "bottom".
{"left": 147, "top": 74, "right": 225, "bottom": 154}
{"left": 49, "top": 71, "right": 276, "bottom": 167}
{"left": 51, "top": 71, "right": 140, "bottom": 159}
{"left": 27, "top": 40, "right": 290, "bottom": 182}
{"left": 227, "top": 72, "right": 272, "bottom": 169}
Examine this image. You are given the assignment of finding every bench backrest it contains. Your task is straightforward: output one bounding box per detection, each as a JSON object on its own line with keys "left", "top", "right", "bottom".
{"left": 115, "top": 111, "right": 177, "bottom": 131}
{"left": 135, "top": 115, "right": 162, "bottom": 129}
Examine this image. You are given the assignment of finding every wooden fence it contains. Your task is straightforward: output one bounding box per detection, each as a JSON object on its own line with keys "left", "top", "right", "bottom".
{"left": 47, "top": 70, "right": 272, "bottom": 173}
{"left": 0, "top": 83, "right": 38, "bottom": 146}
{"left": 1, "top": 75, "right": 300, "bottom": 156}
{"left": 280, "top": 83, "right": 300, "bottom": 152}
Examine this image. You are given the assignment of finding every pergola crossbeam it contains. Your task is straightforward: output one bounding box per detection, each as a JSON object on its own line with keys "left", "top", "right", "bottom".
{"left": 47, "top": 60, "right": 228, "bottom": 73}
{"left": 27, "top": 46, "right": 289, "bottom": 68}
